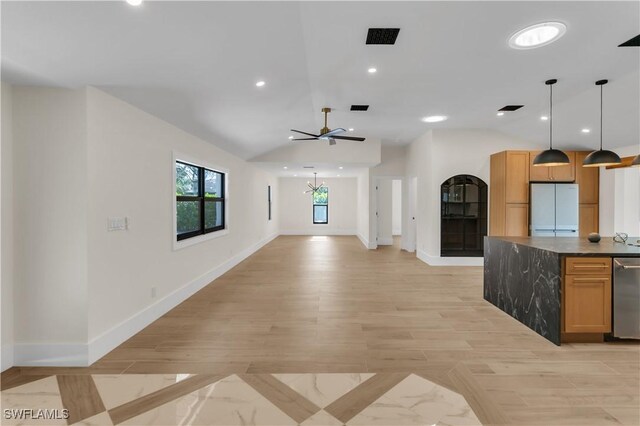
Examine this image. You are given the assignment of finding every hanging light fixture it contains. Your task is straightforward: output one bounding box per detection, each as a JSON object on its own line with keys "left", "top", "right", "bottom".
{"left": 583, "top": 80, "right": 621, "bottom": 167}
{"left": 533, "top": 79, "right": 570, "bottom": 166}
{"left": 303, "top": 172, "right": 325, "bottom": 194}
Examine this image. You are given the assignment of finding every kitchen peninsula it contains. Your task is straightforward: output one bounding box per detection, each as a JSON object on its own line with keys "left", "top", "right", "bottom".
{"left": 484, "top": 236, "right": 640, "bottom": 345}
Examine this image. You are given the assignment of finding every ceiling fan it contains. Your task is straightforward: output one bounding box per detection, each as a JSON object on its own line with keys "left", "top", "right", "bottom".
{"left": 291, "top": 107, "right": 366, "bottom": 145}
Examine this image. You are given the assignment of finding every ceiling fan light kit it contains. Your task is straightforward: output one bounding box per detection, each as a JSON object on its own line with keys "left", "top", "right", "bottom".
{"left": 291, "top": 107, "right": 366, "bottom": 145}
{"left": 582, "top": 80, "right": 622, "bottom": 168}
{"left": 533, "top": 79, "right": 571, "bottom": 167}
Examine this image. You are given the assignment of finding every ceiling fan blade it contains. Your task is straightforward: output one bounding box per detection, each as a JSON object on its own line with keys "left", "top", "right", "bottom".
{"left": 291, "top": 129, "right": 320, "bottom": 137}
{"left": 332, "top": 135, "right": 366, "bottom": 141}
{"left": 292, "top": 137, "right": 319, "bottom": 141}
{"left": 320, "top": 128, "right": 346, "bottom": 138}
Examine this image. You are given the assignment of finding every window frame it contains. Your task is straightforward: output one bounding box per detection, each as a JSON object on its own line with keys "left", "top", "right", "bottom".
{"left": 312, "top": 187, "right": 329, "bottom": 225}
{"left": 173, "top": 153, "right": 229, "bottom": 250}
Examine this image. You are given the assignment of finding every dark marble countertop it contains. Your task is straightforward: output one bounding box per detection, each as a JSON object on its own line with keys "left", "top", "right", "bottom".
{"left": 487, "top": 236, "right": 640, "bottom": 257}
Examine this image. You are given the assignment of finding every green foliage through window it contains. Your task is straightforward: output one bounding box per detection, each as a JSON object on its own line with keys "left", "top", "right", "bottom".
{"left": 176, "top": 161, "right": 225, "bottom": 240}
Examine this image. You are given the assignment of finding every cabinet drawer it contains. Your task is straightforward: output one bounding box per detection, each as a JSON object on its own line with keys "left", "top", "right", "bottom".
{"left": 565, "top": 257, "right": 611, "bottom": 276}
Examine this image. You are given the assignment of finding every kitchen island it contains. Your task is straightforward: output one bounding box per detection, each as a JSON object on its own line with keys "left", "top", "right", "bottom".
{"left": 484, "top": 236, "right": 640, "bottom": 345}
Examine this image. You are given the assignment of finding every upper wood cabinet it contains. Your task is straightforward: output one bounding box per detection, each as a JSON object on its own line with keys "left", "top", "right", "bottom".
{"left": 529, "top": 151, "right": 576, "bottom": 182}
{"left": 505, "top": 151, "right": 530, "bottom": 203}
{"left": 575, "top": 151, "right": 600, "bottom": 204}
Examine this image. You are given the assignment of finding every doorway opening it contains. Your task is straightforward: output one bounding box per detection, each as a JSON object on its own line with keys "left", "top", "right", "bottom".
{"left": 441, "top": 175, "right": 487, "bottom": 257}
{"left": 375, "top": 177, "right": 403, "bottom": 249}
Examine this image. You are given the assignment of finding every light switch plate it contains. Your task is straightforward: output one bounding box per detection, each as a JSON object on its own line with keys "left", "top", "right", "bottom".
{"left": 107, "top": 217, "right": 128, "bottom": 231}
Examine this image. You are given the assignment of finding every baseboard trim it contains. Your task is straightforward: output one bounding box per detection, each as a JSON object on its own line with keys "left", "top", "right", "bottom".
{"left": 13, "top": 343, "right": 87, "bottom": 367}
{"left": 417, "top": 249, "right": 483, "bottom": 266}
{"left": 279, "top": 229, "right": 357, "bottom": 236}
{"left": 11, "top": 233, "right": 279, "bottom": 368}
{"left": 377, "top": 237, "right": 394, "bottom": 246}
{"left": 357, "top": 233, "right": 376, "bottom": 249}
{"left": 1, "top": 344, "right": 14, "bottom": 372}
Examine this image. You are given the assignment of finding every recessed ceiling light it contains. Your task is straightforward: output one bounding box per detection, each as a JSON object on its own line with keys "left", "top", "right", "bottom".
{"left": 288, "top": 136, "right": 294, "bottom": 140}
{"left": 540, "top": 115, "right": 549, "bottom": 121}
{"left": 421, "top": 115, "right": 448, "bottom": 123}
{"left": 509, "top": 22, "right": 567, "bottom": 49}
{"left": 126, "top": 0, "right": 143, "bottom": 6}
{"left": 294, "top": 174, "right": 298, "bottom": 177}
{"left": 255, "top": 80, "right": 266, "bottom": 87}
{"left": 348, "top": 128, "right": 354, "bottom": 132}
{"left": 497, "top": 112, "right": 505, "bottom": 117}
{"left": 581, "top": 128, "right": 591, "bottom": 133}
{"left": 337, "top": 174, "right": 341, "bottom": 177}
{"left": 339, "top": 166, "right": 343, "bottom": 170}
{"left": 368, "top": 67, "right": 377, "bottom": 74}
{"left": 283, "top": 166, "right": 288, "bottom": 169}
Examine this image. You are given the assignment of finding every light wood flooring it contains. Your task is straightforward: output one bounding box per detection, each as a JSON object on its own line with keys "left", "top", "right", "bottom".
{"left": 3, "top": 236, "right": 639, "bottom": 425}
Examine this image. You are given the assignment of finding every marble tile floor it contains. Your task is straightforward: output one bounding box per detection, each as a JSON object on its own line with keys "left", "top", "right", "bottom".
{"left": 0, "top": 372, "right": 481, "bottom": 425}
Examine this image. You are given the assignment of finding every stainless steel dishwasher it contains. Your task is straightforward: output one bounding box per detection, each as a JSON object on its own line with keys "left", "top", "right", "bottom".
{"left": 613, "top": 258, "right": 640, "bottom": 339}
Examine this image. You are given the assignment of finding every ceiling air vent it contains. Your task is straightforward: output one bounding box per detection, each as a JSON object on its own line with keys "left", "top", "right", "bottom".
{"left": 366, "top": 28, "right": 400, "bottom": 45}
{"left": 303, "top": 166, "right": 315, "bottom": 169}
{"left": 619, "top": 34, "right": 640, "bottom": 47}
{"left": 498, "top": 105, "right": 524, "bottom": 112}
{"left": 350, "top": 105, "right": 370, "bottom": 111}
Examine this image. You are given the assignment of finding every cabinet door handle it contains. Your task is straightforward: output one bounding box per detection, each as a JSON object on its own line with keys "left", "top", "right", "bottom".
{"left": 572, "top": 277, "right": 608, "bottom": 283}
{"left": 573, "top": 264, "right": 607, "bottom": 268}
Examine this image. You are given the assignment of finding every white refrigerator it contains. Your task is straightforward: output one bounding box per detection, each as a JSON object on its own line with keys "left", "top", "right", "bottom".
{"left": 530, "top": 183, "right": 579, "bottom": 237}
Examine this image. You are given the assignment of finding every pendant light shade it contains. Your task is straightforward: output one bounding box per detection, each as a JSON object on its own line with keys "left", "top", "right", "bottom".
{"left": 533, "top": 79, "right": 570, "bottom": 166}
{"left": 582, "top": 80, "right": 621, "bottom": 168}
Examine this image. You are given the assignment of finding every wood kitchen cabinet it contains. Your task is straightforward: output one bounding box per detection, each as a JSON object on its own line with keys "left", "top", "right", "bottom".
{"left": 490, "top": 150, "right": 599, "bottom": 237}
{"left": 489, "top": 151, "right": 530, "bottom": 236}
{"left": 563, "top": 257, "right": 612, "bottom": 334}
{"left": 579, "top": 204, "right": 599, "bottom": 237}
{"left": 529, "top": 151, "right": 576, "bottom": 182}
{"left": 575, "top": 151, "right": 600, "bottom": 204}
{"left": 505, "top": 204, "right": 529, "bottom": 236}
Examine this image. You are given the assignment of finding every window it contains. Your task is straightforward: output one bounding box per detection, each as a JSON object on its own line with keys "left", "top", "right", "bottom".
{"left": 313, "top": 187, "right": 328, "bottom": 224}
{"left": 176, "top": 161, "right": 225, "bottom": 240}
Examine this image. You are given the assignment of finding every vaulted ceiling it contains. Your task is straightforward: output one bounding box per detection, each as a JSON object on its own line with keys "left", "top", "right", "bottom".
{"left": 2, "top": 1, "right": 638, "bottom": 159}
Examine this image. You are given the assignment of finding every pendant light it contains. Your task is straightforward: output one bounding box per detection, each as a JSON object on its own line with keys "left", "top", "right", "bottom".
{"left": 533, "top": 79, "right": 570, "bottom": 166}
{"left": 583, "top": 80, "right": 621, "bottom": 167}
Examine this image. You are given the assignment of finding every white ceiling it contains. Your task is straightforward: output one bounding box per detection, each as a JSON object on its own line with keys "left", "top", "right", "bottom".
{"left": 2, "top": 1, "right": 639, "bottom": 159}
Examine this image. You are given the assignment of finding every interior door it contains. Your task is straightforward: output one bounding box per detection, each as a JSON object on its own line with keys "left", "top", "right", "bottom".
{"left": 531, "top": 184, "right": 555, "bottom": 235}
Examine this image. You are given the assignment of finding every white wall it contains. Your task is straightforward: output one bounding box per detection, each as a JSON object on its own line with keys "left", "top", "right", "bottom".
{"left": 392, "top": 179, "right": 402, "bottom": 236}
{"left": 356, "top": 168, "right": 371, "bottom": 248}
{"left": 406, "top": 129, "right": 548, "bottom": 265}
{"left": 278, "top": 177, "right": 356, "bottom": 235}
{"left": 376, "top": 179, "right": 393, "bottom": 245}
{"left": 5, "top": 85, "right": 279, "bottom": 367}
{"left": 1, "top": 83, "right": 15, "bottom": 371}
{"left": 600, "top": 144, "right": 640, "bottom": 237}
{"left": 11, "top": 87, "right": 89, "bottom": 362}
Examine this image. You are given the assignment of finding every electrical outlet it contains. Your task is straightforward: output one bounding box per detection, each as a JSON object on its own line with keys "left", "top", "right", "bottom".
{"left": 107, "top": 217, "right": 128, "bottom": 231}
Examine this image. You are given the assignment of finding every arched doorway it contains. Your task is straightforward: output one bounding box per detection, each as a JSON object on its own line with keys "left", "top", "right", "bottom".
{"left": 441, "top": 175, "right": 488, "bottom": 257}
